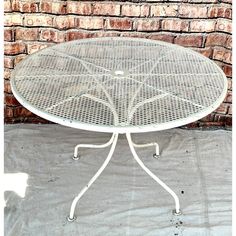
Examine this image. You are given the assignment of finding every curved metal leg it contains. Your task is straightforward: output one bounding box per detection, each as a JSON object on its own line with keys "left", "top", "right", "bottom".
{"left": 130, "top": 136, "right": 160, "bottom": 158}
{"left": 67, "top": 133, "right": 119, "bottom": 222}
{"left": 73, "top": 133, "right": 116, "bottom": 160}
{"left": 126, "top": 133, "right": 181, "bottom": 215}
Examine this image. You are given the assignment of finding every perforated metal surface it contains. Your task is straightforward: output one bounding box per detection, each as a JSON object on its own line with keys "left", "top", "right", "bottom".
{"left": 11, "top": 37, "right": 227, "bottom": 133}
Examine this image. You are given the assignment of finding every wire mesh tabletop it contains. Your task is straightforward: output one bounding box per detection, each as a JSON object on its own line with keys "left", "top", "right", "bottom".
{"left": 11, "top": 37, "right": 228, "bottom": 133}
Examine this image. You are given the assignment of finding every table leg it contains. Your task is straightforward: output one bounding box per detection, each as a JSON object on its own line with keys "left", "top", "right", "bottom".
{"left": 126, "top": 133, "right": 181, "bottom": 216}
{"left": 73, "top": 133, "right": 116, "bottom": 160}
{"left": 130, "top": 136, "right": 160, "bottom": 158}
{"left": 67, "top": 133, "right": 119, "bottom": 222}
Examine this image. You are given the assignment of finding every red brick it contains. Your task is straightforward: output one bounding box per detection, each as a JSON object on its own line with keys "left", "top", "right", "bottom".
{"left": 119, "top": 32, "right": 147, "bottom": 38}
{"left": 215, "top": 103, "right": 228, "bottom": 114}
{"left": 194, "top": 48, "right": 213, "bottom": 58}
{"left": 67, "top": 1, "right": 92, "bottom": 15}
{"left": 53, "top": 16, "right": 75, "bottom": 29}
{"left": 13, "top": 107, "right": 33, "bottom": 117}
{"left": 122, "top": 4, "right": 149, "bottom": 17}
{"left": 161, "top": 19, "right": 189, "bottom": 32}
{"left": 4, "top": 14, "right": 23, "bottom": 26}
{"left": 216, "top": 19, "right": 232, "bottom": 33}
{"left": 205, "top": 33, "right": 228, "bottom": 47}
{"left": 40, "top": 29, "right": 65, "bottom": 43}
{"left": 228, "top": 105, "right": 232, "bottom": 115}
{"left": 27, "top": 43, "right": 51, "bottom": 54}
{"left": 175, "top": 35, "right": 203, "bottom": 47}
{"left": 190, "top": 20, "right": 216, "bottom": 32}
{"left": 66, "top": 31, "right": 94, "bottom": 41}
{"left": 4, "top": 29, "right": 14, "bottom": 41}
{"left": 179, "top": 5, "right": 207, "bottom": 18}
{"left": 24, "top": 14, "right": 53, "bottom": 27}
{"left": 213, "top": 48, "right": 232, "bottom": 64}
{"left": 93, "top": 31, "right": 120, "bottom": 38}
{"left": 41, "top": 1, "right": 66, "bottom": 14}
{"left": 151, "top": 5, "right": 178, "bottom": 17}
{"left": 226, "top": 36, "right": 232, "bottom": 49}
{"left": 14, "top": 54, "right": 27, "bottom": 65}
{"left": 93, "top": 3, "right": 120, "bottom": 16}
{"left": 106, "top": 18, "right": 132, "bottom": 30}
{"left": 224, "top": 91, "right": 232, "bottom": 103}
{"left": 4, "top": 80, "right": 12, "bottom": 93}
{"left": 5, "top": 94, "right": 21, "bottom": 106}
{"left": 4, "top": 68, "right": 11, "bottom": 79}
{"left": 148, "top": 34, "right": 175, "bottom": 43}
{"left": 208, "top": 7, "right": 232, "bottom": 19}
{"left": 4, "top": 57, "right": 14, "bottom": 68}
{"left": 4, "top": 1, "right": 11, "bottom": 12}
{"left": 222, "top": 64, "right": 232, "bottom": 77}
{"left": 15, "top": 28, "right": 39, "bottom": 41}
{"left": 77, "top": 17, "right": 104, "bottom": 30}
{"left": 4, "top": 107, "right": 14, "bottom": 118}
{"left": 227, "top": 78, "right": 232, "bottom": 89}
{"left": 136, "top": 19, "right": 160, "bottom": 31}
{"left": 4, "top": 42, "right": 26, "bottom": 55}
{"left": 12, "top": 0, "right": 38, "bottom": 13}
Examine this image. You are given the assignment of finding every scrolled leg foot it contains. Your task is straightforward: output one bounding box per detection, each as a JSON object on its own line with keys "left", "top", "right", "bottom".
{"left": 172, "top": 209, "right": 182, "bottom": 216}
{"left": 67, "top": 216, "right": 77, "bottom": 222}
{"left": 72, "top": 155, "right": 80, "bottom": 161}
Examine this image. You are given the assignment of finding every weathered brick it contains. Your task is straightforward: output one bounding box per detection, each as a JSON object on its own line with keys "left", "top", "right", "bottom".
{"left": 24, "top": 14, "right": 53, "bottom": 27}
{"left": 93, "top": 3, "right": 120, "bottom": 16}
{"left": 222, "top": 64, "right": 232, "bottom": 77}
{"left": 190, "top": 20, "right": 215, "bottom": 32}
{"left": 106, "top": 18, "right": 132, "bottom": 30}
{"left": 12, "top": 0, "right": 38, "bottom": 13}
{"left": 228, "top": 105, "right": 232, "bottom": 115}
{"left": 227, "top": 78, "right": 232, "bottom": 90}
{"left": 224, "top": 91, "right": 232, "bottom": 103}
{"left": 93, "top": 31, "right": 120, "bottom": 38}
{"left": 4, "top": 0, "right": 11, "bottom": 12}
{"left": 53, "top": 16, "right": 75, "bottom": 29}
{"left": 162, "top": 19, "right": 189, "bottom": 32}
{"left": 194, "top": 47, "right": 213, "bottom": 58}
{"left": 4, "top": 13, "right": 23, "bottom": 26}
{"left": 148, "top": 34, "right": 175, "bottom": 43}
{"left": 27, "top": 43, "right": 51, "bottom": 54}
{"left": 41, "top": 1, "right": 66, "bottom": 14}
{"left": 13, "top": 107, "right": 33, "bottom": 117}
{"left": 175, "top": 35, "right": 203, "bottom": 47}
{"left": 15, "top": 28, "right": 39, "bottom": 41}
{"left": 67, "top": 1, "right": 92, "bottom": 15}
{"left": 40, "top": 29, "right": 65, "bottom": 43}
{"left": 151, "top": 5, "right": 178, "bottom": 17}
{"left": 77, "top": 17, "right": 104, "bottom": 30}
{"left": 4, "top": 79, "right": 12, "bottom": 93}
{"left": 226, "top": 36, "right": 232, "bottom": 49}
{"left": 14, "top": 54, "right": 27, "bottom": 65}
{"left": 4, "top": 57, "right": 14, "bottom": 68}
{"left": 205, "top": 33, "right": 228, "bottom": 47}
{"left": 4, "top": 28, "right": 14, "bottom": 41}
{"left": 216, "top": 19, "right": 232, "bottom": 33}
{"left": 4, "top": 107, "right": 14, "bottom": 118}
{"left": 122, "top": 4, "right": 140, "bottom": 17}
{"left": 215, "top": 103, "right": 228, "bottom": 114}
{"left": 119, "top": 32, "right": 147, "bottom": 38}
{"left": 213, "top": 48, "right": 232, "bottom": 64}
{"left": 65, "top": 31, "right": 94, "bottom": 41}
{"left": 4, "top": 68, "right": 11, "bottom": 79}
{"left": 4, "top": 42, "right": 26, "bottom": 55}
{"left": 208, "top": 7, "right": 232, "bottom": 19}
{"left": 179, "top": 5, "right": 207, "bottom": 18}
{"left": 5, "top": 94, "right": 21, "bottom": 106}
{"left": 136, "top": 19, "right": 160, "bottom": 31}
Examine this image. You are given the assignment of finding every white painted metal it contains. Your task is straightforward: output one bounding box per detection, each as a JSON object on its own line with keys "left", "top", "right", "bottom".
{"left": 73, "top": 133, "right": 115, "bottom": 159}
{"left": 11, "top": 37, "right": 228, "bottom": 134}
{"left": 130, "top": 136, "right": 159, "bottom": 156}
{"left": 126, "top": 133, "right": 181, "bottom": 215}
{"left": 68, "top": 133, "right": 119, "bottom": 221}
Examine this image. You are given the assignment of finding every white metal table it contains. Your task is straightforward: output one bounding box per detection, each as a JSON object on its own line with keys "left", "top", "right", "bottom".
{"left": 10, "top": 37, "right": 228, "bottom": 222}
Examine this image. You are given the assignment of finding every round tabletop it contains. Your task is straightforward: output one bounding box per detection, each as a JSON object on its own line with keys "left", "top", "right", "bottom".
{"left": 11, "top": 37, "right": 228, "bottom": 133}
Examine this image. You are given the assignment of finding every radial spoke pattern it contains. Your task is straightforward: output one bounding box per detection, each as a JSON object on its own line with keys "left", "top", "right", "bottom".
{"left": 11, "top": 37, "right": 227, "bottom": 133}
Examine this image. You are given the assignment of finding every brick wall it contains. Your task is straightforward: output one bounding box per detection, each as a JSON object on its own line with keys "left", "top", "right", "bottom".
{"left": 4, "top": 0, "right": 232, "bottom": 127}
